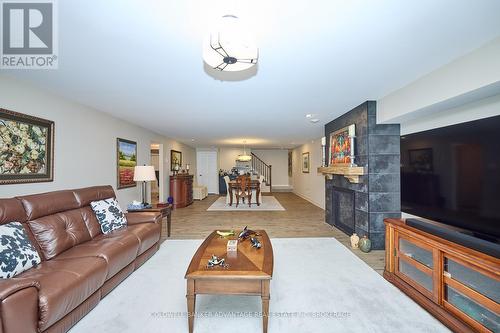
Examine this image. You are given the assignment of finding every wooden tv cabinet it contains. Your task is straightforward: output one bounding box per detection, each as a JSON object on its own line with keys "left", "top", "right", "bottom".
{"left": 384, "top": 219, "right": 499, "bottom": 333}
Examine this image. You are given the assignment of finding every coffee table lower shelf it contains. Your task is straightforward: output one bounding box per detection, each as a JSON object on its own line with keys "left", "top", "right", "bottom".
{"left": 186, "top": 278, "right": 270, "bottom": 333}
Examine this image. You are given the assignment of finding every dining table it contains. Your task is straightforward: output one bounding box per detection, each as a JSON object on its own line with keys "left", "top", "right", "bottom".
{"left": 227, "top": 179, "right": 261, "bottom": 206}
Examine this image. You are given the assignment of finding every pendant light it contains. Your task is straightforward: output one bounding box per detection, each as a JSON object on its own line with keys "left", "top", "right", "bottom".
{"left": 237, "top": 140, "right": 252, "bottom": 162}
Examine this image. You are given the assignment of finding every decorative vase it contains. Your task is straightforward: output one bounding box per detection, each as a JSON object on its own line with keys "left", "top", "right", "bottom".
{"left": 167, "top": 196, "right": 174, "bottom": 204}
{"left": 359, "top": 236, "right": 372, "bottom": 253}
{"left": 350, "top": 233, "right": 360, "bottom": 249}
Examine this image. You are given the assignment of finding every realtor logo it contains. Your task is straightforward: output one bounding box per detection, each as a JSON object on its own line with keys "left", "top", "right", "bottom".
{"left": 1, "top": 0, "right": 58, "bottom": 69}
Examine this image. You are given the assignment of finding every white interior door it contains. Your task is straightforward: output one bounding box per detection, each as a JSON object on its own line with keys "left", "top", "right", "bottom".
{"left": 197, "top": 151, "right": 218, "bottom": 194}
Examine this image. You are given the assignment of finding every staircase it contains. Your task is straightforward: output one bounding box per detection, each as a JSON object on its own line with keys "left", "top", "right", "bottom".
{"left": 251, "top": 152, "right": 272, "bottom": 192}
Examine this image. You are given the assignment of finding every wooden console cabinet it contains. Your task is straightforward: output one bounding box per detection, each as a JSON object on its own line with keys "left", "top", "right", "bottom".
{"left": 169, "top": 174, "right": 193, "bottom": 209}
{"left": 384, "top": 219, "right": 499, "bottom": 333}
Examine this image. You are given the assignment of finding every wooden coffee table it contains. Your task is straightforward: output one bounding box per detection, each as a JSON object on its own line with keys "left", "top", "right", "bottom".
{"left": 185, "top": 230, "right": 273, "bottom": 333}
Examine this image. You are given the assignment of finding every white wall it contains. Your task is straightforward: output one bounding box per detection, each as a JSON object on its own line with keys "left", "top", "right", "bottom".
{"left": 251, "top": 149, "right": 290, "bottom": 188}
{"left": 400, "top": 93, "right": 500, "bottom": 135}
{"left": 0, "top": 76, "right": 195, "bottom": 207}
{"left": 291, "top": 139, "right": 325, "bottom": 209}
{"left": 378, "top": 36, "right": 500, "bottom": 130}
{"left": 218, "top": 147, "right": 244, "bottom": 172}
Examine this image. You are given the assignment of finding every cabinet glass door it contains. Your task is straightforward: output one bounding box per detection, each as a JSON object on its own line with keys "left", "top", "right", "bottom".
{"left": 399, "top": 237, "right": 433, "bottom": 268}
{"left": 446, "top": 286, "right": 500, "bottom": 332}
{"left": 444, "top": 256, "right": 500, "bottom": 332}
{"left": 395, "top": 234, "right": 434, "bottom": 297}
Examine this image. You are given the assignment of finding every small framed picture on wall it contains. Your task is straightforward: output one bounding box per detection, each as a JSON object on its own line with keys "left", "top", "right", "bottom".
{"left": 302, "top": 152, "right": 310, "bottom": 173}
{"left": 170, "top": 149, "right": 182, "bottom": 171}
{"left": 116, "top": 138, "right": 137, "bottom": 189}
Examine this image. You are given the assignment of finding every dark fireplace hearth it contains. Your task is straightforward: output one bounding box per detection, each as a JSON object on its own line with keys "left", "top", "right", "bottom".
{"left": 330, "top": 187, "right": 355, "bottom": 235}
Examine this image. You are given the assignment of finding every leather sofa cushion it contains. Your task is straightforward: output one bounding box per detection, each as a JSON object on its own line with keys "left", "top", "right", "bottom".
{"left": 80, "top": 206, "right": 102, "bottom": 238}
{"left": 72, "top": 186, "right": 115, "bottom": 207}
{"left": 27, "top": 208, "right": 92, "bottom": 260}
{"left": 127, "top": 223, "right": 161, "bottom": 255}
{"left": 18, "top": 256, "right": 107, "bottom": 331}
{"left": 0, "top": 198, "right": 27, "bottom": 225}
{"left": 18, "top": 190, "right": 79, "bottom": 220}
{"left": 56, "top": 229, "right": 140, "bottom": 278}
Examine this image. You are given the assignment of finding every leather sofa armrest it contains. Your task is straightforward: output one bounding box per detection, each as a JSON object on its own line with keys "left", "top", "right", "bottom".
{"left": 0, "top": 278, "right": 40, "bottom": 333}
{"left": 125, "top": 212, "right": 162, "bottom": 225}
{"left": 0, "top": 278, "right": 39, "bottom": 301}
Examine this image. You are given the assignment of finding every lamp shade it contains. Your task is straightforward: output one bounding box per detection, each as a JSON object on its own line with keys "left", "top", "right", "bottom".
{"left": 236, "top": 154, "right": 252, "bottom": 162}
{"left": 133, "top": 166, "right": 156, "bottom": 182}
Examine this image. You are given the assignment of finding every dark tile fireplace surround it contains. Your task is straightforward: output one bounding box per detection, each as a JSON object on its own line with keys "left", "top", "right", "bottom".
{"left": 325, "top": 101, "right": 401, "bottom": 250}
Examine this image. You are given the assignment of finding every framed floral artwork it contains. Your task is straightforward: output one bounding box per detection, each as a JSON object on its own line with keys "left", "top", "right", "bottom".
{"left": 302, "top": 152, "right": 310, "bottom": 173}
{"left": 117, "top": 138, "right": 137, "bottom": 189}
{"left": 0, "top": 109, "right": 54, "bottom": 184}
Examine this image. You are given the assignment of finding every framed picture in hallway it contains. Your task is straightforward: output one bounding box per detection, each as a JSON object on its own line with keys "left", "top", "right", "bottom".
{"left": 302, "top": 152, "right": 310, "bottom": 173}
{"left": 288, "top": 151, "right": 292, "bottom": 176}
{"left": 117, "top": 138, "right": 137, "bottom": 189}
{"left": 0, "top": 108, "right": 54, "bottom": 184}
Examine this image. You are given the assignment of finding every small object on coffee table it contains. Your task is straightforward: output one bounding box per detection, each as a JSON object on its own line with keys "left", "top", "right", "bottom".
{"left": 238, "top": 226, "right": 259, "bottom": 241}
{"left": 250, "top": 237, "right": 262, "bottom": 249}
{"left": 217, "top": 230, "right": 235, "bottom": 238}
{"left": 206, "top": 254, "right": 229, "bottom": 268}
{"left": 227, "top": 239, "right": 238, "bottom": 252}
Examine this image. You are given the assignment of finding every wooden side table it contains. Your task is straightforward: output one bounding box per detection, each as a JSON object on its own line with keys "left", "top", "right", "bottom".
{"left": 127, "top": 204, "right": 172, "bottom": 237}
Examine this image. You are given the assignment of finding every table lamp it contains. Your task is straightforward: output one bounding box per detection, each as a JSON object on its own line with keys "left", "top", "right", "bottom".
{"left": 133, "top": 165, "right": 156, "bottom": 205}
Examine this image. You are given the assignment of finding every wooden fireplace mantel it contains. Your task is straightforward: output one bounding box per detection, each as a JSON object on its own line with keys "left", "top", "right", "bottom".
{"left": 317, "top": 165, "right": 365, "bottom": 183}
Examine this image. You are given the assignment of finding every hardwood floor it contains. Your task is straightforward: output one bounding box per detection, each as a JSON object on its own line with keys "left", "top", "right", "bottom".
{"left": 160, "top": 192, "right": 385, "bottom": 275}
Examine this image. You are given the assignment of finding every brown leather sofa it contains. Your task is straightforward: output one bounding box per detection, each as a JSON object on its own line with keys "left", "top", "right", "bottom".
{"left": 0, "top": 186, "right": 162, "bottom": 333}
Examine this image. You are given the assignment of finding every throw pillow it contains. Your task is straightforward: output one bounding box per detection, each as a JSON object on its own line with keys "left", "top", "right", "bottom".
{"left": 90, "top": 198, "right": 127, "bottom": 234}
{"left": 0, "top": 222, "right": 41, "bottom": 278}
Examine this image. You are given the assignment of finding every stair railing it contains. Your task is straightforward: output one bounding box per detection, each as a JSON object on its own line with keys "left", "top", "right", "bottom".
{"left": 251, "top": 152, "right": 272, "bottom": 192}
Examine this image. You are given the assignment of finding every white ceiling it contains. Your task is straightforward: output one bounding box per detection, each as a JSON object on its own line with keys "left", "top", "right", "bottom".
{"left": 4, "top": 0, "right": 500, "bottom": 148}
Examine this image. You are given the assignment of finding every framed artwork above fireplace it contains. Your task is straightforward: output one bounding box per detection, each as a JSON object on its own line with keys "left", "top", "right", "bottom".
{"left": 329, "top": 124, "right": 355, "bottom": 166}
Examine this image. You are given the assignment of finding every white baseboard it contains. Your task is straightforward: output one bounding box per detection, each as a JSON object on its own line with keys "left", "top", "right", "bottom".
{"left": 272, "top": 185, "right": 293, "bottom": 191}
{"left": 293, "top": 191, "right": 325, "bottom": 210}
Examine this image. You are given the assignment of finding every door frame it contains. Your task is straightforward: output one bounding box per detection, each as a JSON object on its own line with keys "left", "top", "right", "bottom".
{"left": 150, "top": 142, "right": 165, "bottom": 203}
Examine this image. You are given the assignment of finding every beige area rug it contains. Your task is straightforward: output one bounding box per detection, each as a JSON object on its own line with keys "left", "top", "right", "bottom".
{"left": 70, "top": 238, "right": 449, "bottom": 333}
{"left": 207, "top": 196, "right": 285, "bottom": 211}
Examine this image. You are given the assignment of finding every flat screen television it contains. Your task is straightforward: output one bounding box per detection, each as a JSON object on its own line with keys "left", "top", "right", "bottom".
{"left": 401, "top": 115, "right": 500, "bottom": 244}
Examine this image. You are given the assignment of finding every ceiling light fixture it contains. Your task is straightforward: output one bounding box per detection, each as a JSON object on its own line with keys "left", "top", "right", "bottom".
{"left": 203, "top": 15, "right": 258, "bottom": 72}
{"left": 236, "top": 140, "right": 252, "bottom": 162}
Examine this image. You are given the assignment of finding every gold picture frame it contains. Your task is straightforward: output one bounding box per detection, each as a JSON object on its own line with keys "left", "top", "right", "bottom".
{"left": 0, "top": 108, "right": 54, "bottom": 184}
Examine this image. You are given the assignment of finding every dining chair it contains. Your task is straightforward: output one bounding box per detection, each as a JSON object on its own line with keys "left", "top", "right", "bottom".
{"left": 236, "top": 175, "right": 252, "bottom": 207}
{"left": 223, "top": 176, "right": 235, "bottom": 205}
{"left": 251, "top": 175, "right": 265, "bottom": 205}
